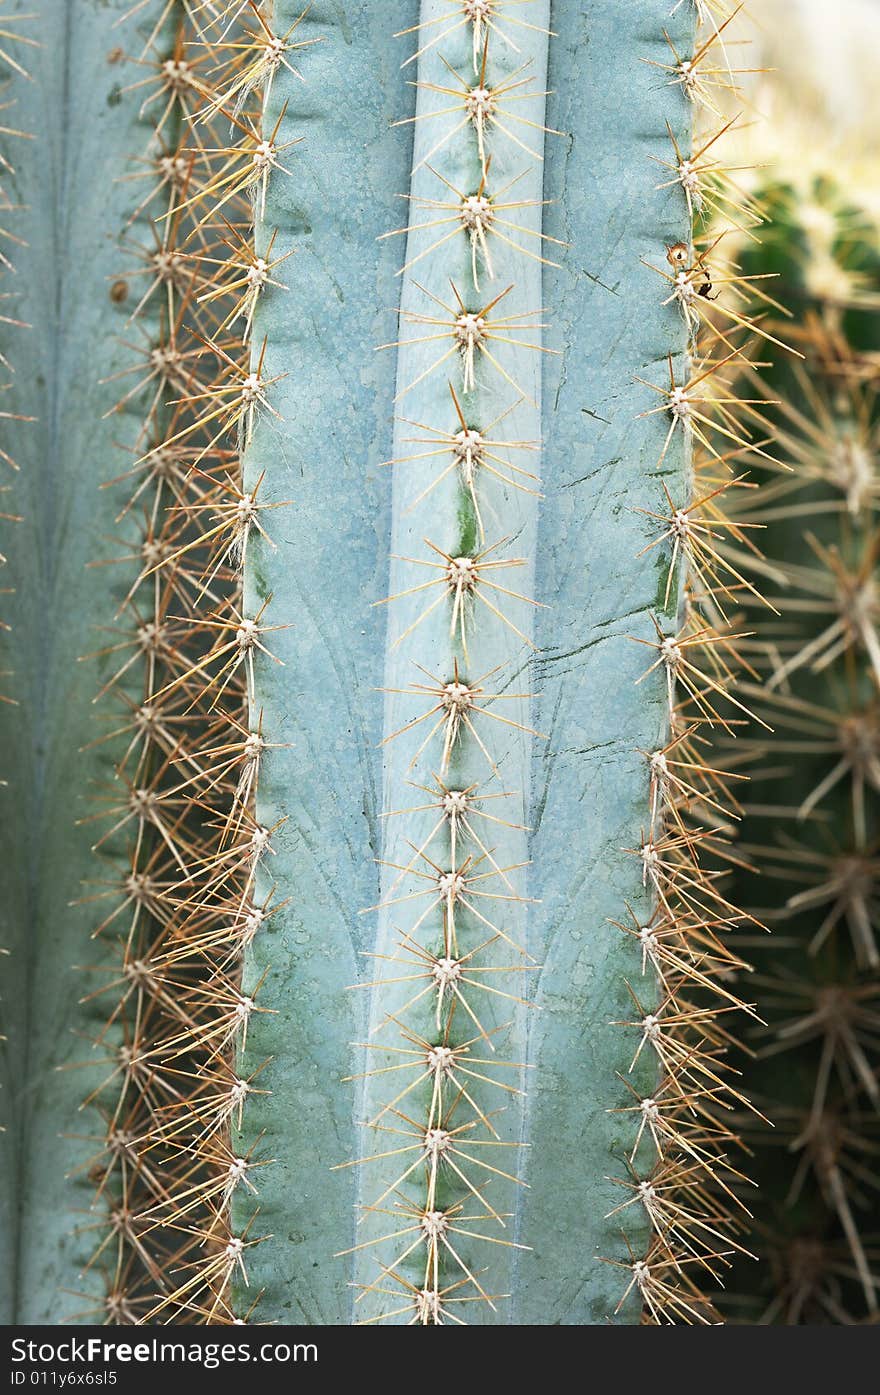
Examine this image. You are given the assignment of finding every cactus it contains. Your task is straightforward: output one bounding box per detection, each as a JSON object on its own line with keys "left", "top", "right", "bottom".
{"left": 0, "top": 0, "right": 264, "bottom": 1322}
{"left": 0, "top": 0, "right": 33, "bottom": 1325}
{"left": 0, "top": 0, "right": 791, "bottom": 1326}
{"left": 707, "top": 173, "right": 880, "bottom": 1323}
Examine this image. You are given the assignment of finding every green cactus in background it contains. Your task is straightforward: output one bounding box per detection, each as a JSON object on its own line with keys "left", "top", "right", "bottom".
{"left": 0, "top": 0, "right": 792, "bottom": 1326}
{"left": 711, "top": 175, "right": 880, "bottom": 1323}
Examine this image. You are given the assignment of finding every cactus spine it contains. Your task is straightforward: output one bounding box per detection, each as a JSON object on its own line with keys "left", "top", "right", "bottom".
{"left": 0, "top": 0, "right": 296, "bottom": 1322}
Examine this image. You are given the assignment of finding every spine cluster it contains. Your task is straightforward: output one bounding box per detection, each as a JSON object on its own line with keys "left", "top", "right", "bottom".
{"left": 76, "top": 0, "right": 304, "bottom": 1322}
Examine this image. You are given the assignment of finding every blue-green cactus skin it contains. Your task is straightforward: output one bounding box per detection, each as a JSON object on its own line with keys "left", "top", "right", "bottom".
{"left": 235, "top": 0, "right": 692, "bottom": 1325}
{"left": 231, "top": 0, "right": 419, "bottom": 1325}
{"left": 0, "top": 0, "right": 169, "bottom": 1324}
{"left": 511, "top": 0, "right": 693, "bottom": 1324}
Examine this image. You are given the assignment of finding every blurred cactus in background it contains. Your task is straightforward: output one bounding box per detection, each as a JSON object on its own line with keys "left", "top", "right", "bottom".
{"left": 704, "top": 0, "right": 880, "bottom": 1324}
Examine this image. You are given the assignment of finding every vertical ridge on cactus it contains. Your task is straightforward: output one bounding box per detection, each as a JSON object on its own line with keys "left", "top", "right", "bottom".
{"left": 225, "top": 1, "right": 420, "bottom": 1325}
{"left": 593, "top": 0, "right": 797, "bottom": 1322}
{"left": 0, "top": 0, "right": 293, "bottom": 1324}
{"left": 0, "top": 0, "right": 35, "bottom": 1326}
{"left": 348, "top": 1, "right": 551, "bottom": 1325}
{"left": 0, "top": 0, "right": 190, "bottom": 1322}
{"left": 82, "top": 3, "right": 283, "bottom": 1323}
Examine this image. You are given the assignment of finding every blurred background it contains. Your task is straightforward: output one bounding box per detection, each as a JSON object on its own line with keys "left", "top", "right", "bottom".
{"left": 732, "top": 0, "right": 880, "bottom": 226}
{"left": 702, "top": 0, "right": 880, "bottom": 1324}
